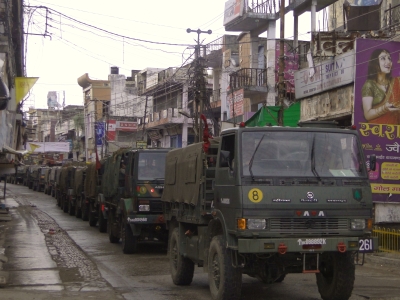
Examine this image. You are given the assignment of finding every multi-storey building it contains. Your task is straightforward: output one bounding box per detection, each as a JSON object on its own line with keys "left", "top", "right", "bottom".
{"left": 0, "top": 0, "right": 25, "bottom": 176}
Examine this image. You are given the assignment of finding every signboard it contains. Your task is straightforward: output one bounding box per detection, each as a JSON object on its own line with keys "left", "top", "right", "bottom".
{"left": 227, "top": 88, "right": 244, "bottom": 119}
{"left": 27, "top": 142, "right": 70, "bottom": 153}
{"left": 95, "top": 122, "right": 104, "bottom": 146}
{"left": 294, "top": 51, "right": 355, "bottom": 99}
{"left": 107, "top": 119, "right": 116, "bottom": 141}
{"left": 354, "top": 38, "right": 400, "bottom": 203}
{"left": 275, "top": 42, "right": 299, "bottom": 93}
{"left": 223, "top": 0, "right": 244, "bottom": 25}
{"left": 117, "top": 121, "right": 137, "bottom": 131}
{"left": 136, "top": 140, "right": 147, "bottom": 148}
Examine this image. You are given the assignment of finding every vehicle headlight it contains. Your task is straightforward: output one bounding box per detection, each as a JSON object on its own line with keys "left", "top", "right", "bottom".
{"left": 351, "top": 219, "right": 366, "bottom": 230}
{"left": 247, "top": 219, "right": 266, "bottom": 230}
{"left": 138, "top": 205, "right": 150, "bottom": 212}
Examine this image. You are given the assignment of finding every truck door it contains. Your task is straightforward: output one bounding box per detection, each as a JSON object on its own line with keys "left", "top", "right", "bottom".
{"left": 215, "top": 134, "right": 238, "bottom": 214}
{"left": 125, "top": 153, "right": 135, "bottom": 196}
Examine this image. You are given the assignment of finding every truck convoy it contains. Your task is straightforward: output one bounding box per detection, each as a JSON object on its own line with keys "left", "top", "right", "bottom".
{"left": 162, "top": 122, "right": 377, "bottom": 300}
{"left": 8, "top": 121, "right": 378, "bottom": 300}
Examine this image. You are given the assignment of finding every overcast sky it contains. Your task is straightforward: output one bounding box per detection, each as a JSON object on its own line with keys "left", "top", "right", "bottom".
{"left": 24, "top": 0, "right": 316, "bottom": 109}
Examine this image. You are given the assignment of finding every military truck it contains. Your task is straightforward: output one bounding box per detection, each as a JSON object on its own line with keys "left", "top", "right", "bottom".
{"left": 66, "top": 166, "right": 87, "bottom": 217}
{"left": 98, "top": 148, "right": 169, "bottom": 254}
{"left": 26, "top": 165, "right": 40, "bottom": 190}
{"left": 162, "top": 122, "right": 378, "bottom": 300}
{"left": 32, "top": 166, "right": 50, "bottom": 192}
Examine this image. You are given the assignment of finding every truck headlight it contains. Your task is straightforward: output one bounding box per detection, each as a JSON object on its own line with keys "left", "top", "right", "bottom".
{"left": 351, "top": 219, "right": 366, "bottom": 230}
{"left": 139, "top": 205, "right": 150, "bottom": 212}
{"left": 247, "top": 219, "right": 266, "bottom": 230}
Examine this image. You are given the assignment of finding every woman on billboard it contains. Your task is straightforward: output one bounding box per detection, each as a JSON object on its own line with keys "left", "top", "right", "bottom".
{"left": 361, "top": 48, "right": 400, "bottom": 124}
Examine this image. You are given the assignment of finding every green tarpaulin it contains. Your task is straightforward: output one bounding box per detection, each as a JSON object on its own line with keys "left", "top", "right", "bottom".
{"left": 245, "top": 102, "right": 300, "bottom": 127}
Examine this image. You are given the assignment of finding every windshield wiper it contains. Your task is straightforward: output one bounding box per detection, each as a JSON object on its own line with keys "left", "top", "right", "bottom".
{"left": 311, "top": 135, "right": 321, "bottom": 181}
{"left": 249, "top": 134, "right": 265, "bottom": 181}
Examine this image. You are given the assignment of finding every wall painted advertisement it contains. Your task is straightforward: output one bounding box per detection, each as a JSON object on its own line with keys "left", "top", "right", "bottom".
{"left": 354, "top": 38, "right": 400, "bottom": 202}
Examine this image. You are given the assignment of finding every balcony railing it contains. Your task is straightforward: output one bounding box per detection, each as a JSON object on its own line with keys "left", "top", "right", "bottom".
{"left": 247, "top": 0, "right": 277, "bottom": 15}
{"left": 384, "top": 4, "right": 400, "bottom": 33}
{"left": 229, "top": 68, "right": 267, "bottom": 90}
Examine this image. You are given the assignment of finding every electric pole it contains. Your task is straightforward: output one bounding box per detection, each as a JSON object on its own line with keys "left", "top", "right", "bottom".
{"left": 278, "top": 1, "right": 285, "bottom": 126}
{"left": 187, "top": 28, "right": 211, "bottom": 143}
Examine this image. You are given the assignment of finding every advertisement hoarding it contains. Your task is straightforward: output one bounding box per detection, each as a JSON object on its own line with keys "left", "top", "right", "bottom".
{"left": 227, "top": 88, "right": 244, "bottom": 119}
{"left": 275, "top": 42, "right": 299, "bottom": 93}
{"left": 223, "top": 0, "right": 244, "bottom": 26}
{"left": 95, "top": 122, "right": 105, "bottom": 146}
{"left": 354, "top": 38, "right": 400, "bottom": 202}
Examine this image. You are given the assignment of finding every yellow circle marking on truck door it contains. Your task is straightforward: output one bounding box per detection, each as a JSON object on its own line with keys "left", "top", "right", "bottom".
{"left": 248, "top": 188, "right": 263, "bottom": 203}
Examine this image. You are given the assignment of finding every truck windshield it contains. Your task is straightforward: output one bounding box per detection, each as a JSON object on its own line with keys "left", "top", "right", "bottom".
{"left": 138, "top": 152, "right": 167, "bottom": 180}
{"left": 242, "top": 131, "right": 366, "bottom": 178}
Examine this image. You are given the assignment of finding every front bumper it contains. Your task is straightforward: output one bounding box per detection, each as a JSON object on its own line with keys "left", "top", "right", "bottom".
{"left": 237, "top": 236, "right": 379, "bottom": 253}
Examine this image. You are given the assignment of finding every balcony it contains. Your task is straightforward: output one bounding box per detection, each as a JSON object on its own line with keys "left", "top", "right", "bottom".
{"left": 224, "top": 0, "right": 338, "bottom": 33}
{"left": 384, "top": 4, "right": 400, "bottom": 34}
{"left": 145, "top": 108, "right": 193, "bottom": 130}
{"left": 229, "top": 68, "right": 268, "bottom": 95}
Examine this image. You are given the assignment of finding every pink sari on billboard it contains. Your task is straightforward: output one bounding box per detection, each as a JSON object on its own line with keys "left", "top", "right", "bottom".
{"left": 362, "top": 77, "right": 400, "bottom": 124}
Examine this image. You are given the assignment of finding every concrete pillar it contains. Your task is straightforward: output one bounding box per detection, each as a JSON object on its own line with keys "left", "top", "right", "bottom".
{"left": 266, "top": 21, "right": 277, "bottom": 106}
{"left": 181, "top": 84, "right": 188, "bottom": 148}
{"left": 293, "top": 12, "right": 299, "bottom": 51}
{"left": 250, "top": 34, "right": 259, "bottom": 69}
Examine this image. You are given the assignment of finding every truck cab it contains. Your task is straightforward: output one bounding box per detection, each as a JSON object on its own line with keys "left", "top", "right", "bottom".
{"left": 163, "top": 124, "right": 377, "bottom": 300}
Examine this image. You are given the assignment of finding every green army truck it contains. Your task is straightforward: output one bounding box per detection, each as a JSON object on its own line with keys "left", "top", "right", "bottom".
{"left": 66, "top": 165, "right": 87, "bottom": 217}
{"left": 98, "top": 148, "right": 169, "bottom": 254}
{"left": 162, "top": 123, "right": 378, "bottom": 300}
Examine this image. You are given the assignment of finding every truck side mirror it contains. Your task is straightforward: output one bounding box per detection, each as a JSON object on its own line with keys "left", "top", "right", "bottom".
{"left": 219, "top": 150, "right": 230, "bottom": 168}
{"left": 369, "top": 154, "right": 376, "bottom": 171}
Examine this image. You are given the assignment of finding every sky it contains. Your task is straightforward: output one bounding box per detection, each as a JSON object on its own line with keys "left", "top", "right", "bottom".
{"left": 23, "top": 0, "right": 319, "bottom": 109}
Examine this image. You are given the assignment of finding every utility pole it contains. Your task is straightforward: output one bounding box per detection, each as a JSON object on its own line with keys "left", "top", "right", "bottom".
{"left": 187, "top": 28, "right": 211, "bottom": 143}
{"left": 278, "top": 0, "right": 285, "bottom": 126}
{"left": 142, "top": 95, "right": 148, "bottom": 142}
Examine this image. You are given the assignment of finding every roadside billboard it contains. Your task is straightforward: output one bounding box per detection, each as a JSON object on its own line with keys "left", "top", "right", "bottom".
{"left": 354, "top": 38, "right": 400, "bottom": 203}
{"left": 275, "top": 42, "right": 299, "bottom": 93}
{"left": 227, "top": 88, "right": 244, "bottom": 119}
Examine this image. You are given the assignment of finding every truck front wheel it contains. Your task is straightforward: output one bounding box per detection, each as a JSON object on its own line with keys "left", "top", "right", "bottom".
{"left": 208, "top": 235, "right": 242, "bottom": 300}
{"left": 121, "top": 221, "right": 137, "bottom": 254}
{"left": 88, "top": 204, "right": 97, "bottom": 227}
{"left": 169, "top": 228, "right": 194, "bottom": 285}
{"left": 98, "top": 210, "right": 107, "bottom": 233}
{"left": 316, "top": 252, "right": 355, "bottom": 300}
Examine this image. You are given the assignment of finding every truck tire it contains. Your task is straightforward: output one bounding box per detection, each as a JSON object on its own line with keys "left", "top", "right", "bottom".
{"left": 63, "top": 197, "right": 68, "bottom": 213}
{"left": 89, "top": 204, "right": 97, "bottom": 227}
{"left": 169, "top": 228, "right": 194, "bottom": 285}
{"left": 208, "top": 235, "right": 242, "bottom": 300}
{"left": 75, "top": 200, "right": 82, "bottom": 218}
{"left": 121, "top": 221, "right": 137, "bottom": 254}
{"left": 81, "top": 199, "right": 89, "bottom": 221}
{"left": 68, "top": 199, "right": 75, "bottom": 216}
{"left": 98, "top": 210, "right": 107, "bottom": 233}
{"left": 108, "top": 214, "right": 120, "bottom": 243}
{"left": 316, "top": 252, "right": 355, "bottom": 300}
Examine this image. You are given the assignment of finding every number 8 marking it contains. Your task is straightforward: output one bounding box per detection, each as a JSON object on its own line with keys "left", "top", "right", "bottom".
{"left": 248, "top": 188, "right": 263, "bottom": 203}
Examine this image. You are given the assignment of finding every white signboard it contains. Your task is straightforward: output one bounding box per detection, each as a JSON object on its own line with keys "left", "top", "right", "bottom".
{"left": 28, "top": 142, "right": 70, "bottom": 153}
{"left": 223, "top": 0, "right": 244, "bottom": 25}
{"left": 294, "top": 50, "right": 355, "bottom": 100}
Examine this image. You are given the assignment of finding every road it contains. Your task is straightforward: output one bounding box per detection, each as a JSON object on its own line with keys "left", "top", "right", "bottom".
{"left": 1, "top": 183, "right": 400, "bottom": 300}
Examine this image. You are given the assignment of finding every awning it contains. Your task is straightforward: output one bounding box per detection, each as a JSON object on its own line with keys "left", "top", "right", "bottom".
{"left": 245, "top": 102, "right": 300, "bottom": 127}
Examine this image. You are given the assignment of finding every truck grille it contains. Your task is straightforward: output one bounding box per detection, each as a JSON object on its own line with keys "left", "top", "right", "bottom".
{"left": 270, "top": 218, "right": 348, "bottom": 235}
{"left": 150, "top": 201, "right": 163, "bottom": 213}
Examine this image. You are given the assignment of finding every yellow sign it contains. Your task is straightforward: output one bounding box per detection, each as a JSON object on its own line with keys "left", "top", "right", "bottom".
{"left": 15, "top": 77, "right": 39, "bottom": 104}
{"left": 381, "top": 162, "right": 400, "bottom": 180}
{"left": 248, "top": 188, "right": 263, "bottom": 203}
{"left": 371, "top": 183, "right": 400, "bottom": 194}
{"left": 136, "top": 140, "right": 147, "bottom": 148}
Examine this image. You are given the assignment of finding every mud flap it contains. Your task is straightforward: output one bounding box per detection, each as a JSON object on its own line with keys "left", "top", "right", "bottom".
{"left": 98, "top": 194, "right": 108, "bottom": 219}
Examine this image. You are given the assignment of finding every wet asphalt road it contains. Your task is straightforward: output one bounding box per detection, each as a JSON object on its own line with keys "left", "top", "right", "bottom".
{"left": 1, "top": 183, "right": 400, "bottom": 300}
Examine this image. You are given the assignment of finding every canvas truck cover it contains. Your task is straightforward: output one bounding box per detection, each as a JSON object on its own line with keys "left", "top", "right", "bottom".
{"left": 74, "top": 167, "right": 87, "bottom": 196}
{"left": 101, "top": 149, "right": 129, "bottom": 198}
{"left": 162, "top": 142, "right": 205, "bottom": 206}
{"left": 84, "top": 162, "right": 98, "bottom": 198}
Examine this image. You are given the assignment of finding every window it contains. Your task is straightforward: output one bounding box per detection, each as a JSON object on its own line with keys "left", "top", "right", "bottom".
{"left": 170, "top": 136, "right": 178, "bottom": 148}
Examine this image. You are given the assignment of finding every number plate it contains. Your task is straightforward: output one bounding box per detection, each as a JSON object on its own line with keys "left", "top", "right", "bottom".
{"left": 358, "top": 238, "right": 374, "bottom": 253}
